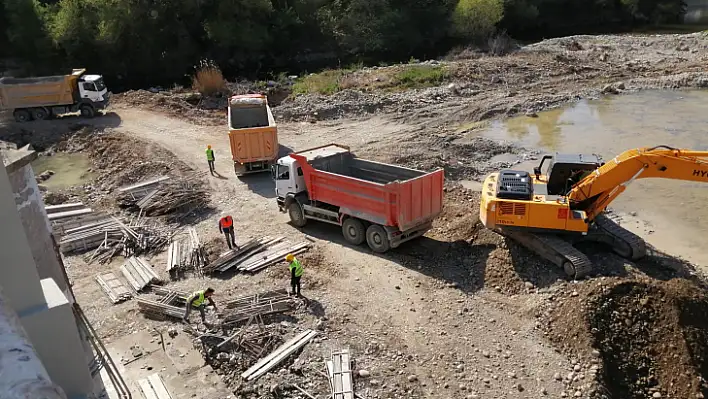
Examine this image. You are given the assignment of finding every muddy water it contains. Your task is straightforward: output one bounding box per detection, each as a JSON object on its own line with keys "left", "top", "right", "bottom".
{"left": 478, "top": 90, "right": 708, "bottom": 266}
{"left": 31, "top": 153, "right": 96, "bottom": 190}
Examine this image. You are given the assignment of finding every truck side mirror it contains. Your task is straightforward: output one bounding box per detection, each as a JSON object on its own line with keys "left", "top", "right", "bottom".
{"left": 270, "top": 165, "right": 276, "bottom": 180}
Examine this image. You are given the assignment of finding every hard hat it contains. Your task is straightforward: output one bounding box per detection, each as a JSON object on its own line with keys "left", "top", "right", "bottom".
{"left": 207, "top": 145, "right": 212, "bottom": 149}
{"left": 285, "top": 253, "right": 295, "bottom": 262}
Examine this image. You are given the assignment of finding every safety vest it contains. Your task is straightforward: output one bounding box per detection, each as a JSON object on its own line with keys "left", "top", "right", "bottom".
{"left": 289, "top": 258, "right": 303, "bottom": 277}
{"left": 206, "top": 148, "right": 214, "bottom": 161}
{"left": 190, "top": 290, "right": 206, "bottom": 306}
{"left": 219, "top": 216, "right": 233, "bottom": 229}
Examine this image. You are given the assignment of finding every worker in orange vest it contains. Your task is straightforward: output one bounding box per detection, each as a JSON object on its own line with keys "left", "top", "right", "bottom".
{"left": 218, "top": 214, "right": 238, "bottom": 250}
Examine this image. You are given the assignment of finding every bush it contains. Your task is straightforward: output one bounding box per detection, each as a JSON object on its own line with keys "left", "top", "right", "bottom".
{"left": 192, "top": 60, "right": 226, "bottom": 96}
{"left": 451, "top": 0, "right": 504, "bottom": 40}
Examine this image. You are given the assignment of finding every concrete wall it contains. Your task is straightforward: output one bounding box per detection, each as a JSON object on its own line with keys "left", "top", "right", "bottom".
{"left": 21, "top": 279, "right": 94, "bottom": 397}
{"left": 6, "top": 160, "right": 70, "bottom": 297}
{"left": 0, "top": 156, "right": 101, "bottom": 398}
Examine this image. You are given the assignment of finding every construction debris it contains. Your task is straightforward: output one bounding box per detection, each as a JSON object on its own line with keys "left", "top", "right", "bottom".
{"left": 117, "top": 173, "right": 209, "bottom": 218}
{"left": 241, "top": 329, "right": 317, "bottom": 381}
{"left": 136, "top": 297, "right": 186, "bottom": 320}
{"left": 121, "top": 256, "right": 161, "bottom": 292}
{"left": 166, "top": 227, "right": 207, "bottom": 277}
{"left": 138, "top": 373, "right": 173, "bottom": 399}
{"left": 327, "top": 349, "right": 354, "bottom": 399}
{"left": 203, "top": 236, "right": 312, "bottom": 274}
{"left": 95, "top": 272, "right": 132, "bottom": 304}
{"left": 222, "top": 289, "right": 294, "bottom": 326}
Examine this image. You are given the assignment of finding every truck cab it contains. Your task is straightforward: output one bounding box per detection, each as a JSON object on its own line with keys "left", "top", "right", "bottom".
{"left": 272, "top": 155, "right": 305, "bottom": 209}
{"left": 78, "top": 74, "right": 110, "bottom": 107}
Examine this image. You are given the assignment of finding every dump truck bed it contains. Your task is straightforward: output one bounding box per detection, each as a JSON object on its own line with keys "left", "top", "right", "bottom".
{"left": 0, "top": 69, "right": 83, "bottom": 110}
{"left": 228, "top": 95, "right": 278, "bottom": 163}
{"left": 291, "top": 144, "right": 444, "bottom": 231}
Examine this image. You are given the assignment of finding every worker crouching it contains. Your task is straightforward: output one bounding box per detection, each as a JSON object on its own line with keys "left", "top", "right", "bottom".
{"left": 183, "top": 287, "right": 217, "bottom": 324}
{"left": 286, "top": 253, "right": 304, "bottom": 297}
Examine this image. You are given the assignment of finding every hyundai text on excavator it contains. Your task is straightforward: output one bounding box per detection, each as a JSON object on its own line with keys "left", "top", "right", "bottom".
{"left": 479, "top": 146, "right": 708, "bottom": 279}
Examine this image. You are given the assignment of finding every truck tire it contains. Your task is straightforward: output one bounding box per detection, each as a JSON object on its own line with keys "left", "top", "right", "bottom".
{"left": 13, "top": 109, "right": 31, "bottom": 123}
{"left": 31, "top": 108, "right": 48, "bottom": 121}
{"left": 366, "top": 224, "right": 391, "bottom": 253}
{"left": 80, "top": 105, "right": 95, "bottom": 118}
{"left": 288, "top": 201, "right": 307, "bottom": 227}
{"left": 342, "top": 218, "right": 366, "bottom": 245}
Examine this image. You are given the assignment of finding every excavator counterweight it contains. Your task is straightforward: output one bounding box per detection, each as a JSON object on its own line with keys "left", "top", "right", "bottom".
{"left": 479, "top": 145, "right": 708, "bottom": 279}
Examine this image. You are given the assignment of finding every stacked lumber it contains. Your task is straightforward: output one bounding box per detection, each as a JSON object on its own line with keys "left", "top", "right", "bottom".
{"left": 117, "top": 173, "right": 209, "bottom": 218}
{"left": 137, "top": 373, "right": 173, "bottom": 399}
{"left": 136, "top": 297, "right": 185, "bottom": 319}
{"left": 95, "top": 272, "right": 132, "bottom": 304}
{"left": 84, "top": 216, "right": 174, "bottom": 264}
{"left": 58, "top": 217, "right": 122, "bottom": 254}
{"left": 241, "top": 329, "right": 317, "bottom": 381}
{"left": 222, "top": 289, "right": 294, "bottom": 325}
{"left": 120, "top": 256, "right": 161, "bottom": 291}
{"left": 166, "top": 227, "right": 207, "bottom": 275}
{"left": 203, "top": 236, "right": 312, "bottom": 274}
{"left": 327, "top": 349, "right": 354, "bottom": 399}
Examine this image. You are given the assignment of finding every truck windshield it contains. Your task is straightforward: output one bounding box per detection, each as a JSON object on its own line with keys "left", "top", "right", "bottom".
{"left": 276, "top": 165, "right": 289, "bottom": 180}
{"left": 93, "top": 78, "right": 106, "bottom": 91}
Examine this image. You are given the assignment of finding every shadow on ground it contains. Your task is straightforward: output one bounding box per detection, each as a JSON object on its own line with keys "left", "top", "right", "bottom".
{"left": 0, "top": 112, "right": 123, "bottom": 150}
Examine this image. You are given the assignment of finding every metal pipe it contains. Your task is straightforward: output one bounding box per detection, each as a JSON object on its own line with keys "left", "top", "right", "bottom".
{"left": 0, "top": 286, "right": 67, "bottom": 399}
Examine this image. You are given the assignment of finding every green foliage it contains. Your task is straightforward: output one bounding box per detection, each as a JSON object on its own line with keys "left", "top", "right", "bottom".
{"left": 451, "top": 0, "right": 504, "bottom": 39}
{"left": 292, "top": 70, "right": 344, "bottom": 95}
{"left": 0, "top": 0, "right": 690, "bottom": 87}
{"left": 393, "top": 65, "right": 448, "bottom": 88}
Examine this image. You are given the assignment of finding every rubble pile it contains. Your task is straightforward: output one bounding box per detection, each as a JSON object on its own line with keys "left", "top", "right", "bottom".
{"left": 541, "top": 278, "right": 708, "bottom": 399}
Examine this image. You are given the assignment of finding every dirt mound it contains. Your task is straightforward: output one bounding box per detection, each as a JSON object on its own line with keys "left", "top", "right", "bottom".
{"left": 544, "top": 278, "right": 708, "bottom": 399}
{"left": 113, "top": 90, "right": 226, "bottom": 126}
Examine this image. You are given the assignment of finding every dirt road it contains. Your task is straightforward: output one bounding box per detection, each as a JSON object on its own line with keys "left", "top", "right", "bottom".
{"left": 85, "top": 105, "right": 576, "bottom": 398}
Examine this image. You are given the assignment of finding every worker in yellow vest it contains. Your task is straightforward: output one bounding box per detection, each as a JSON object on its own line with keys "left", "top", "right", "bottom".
{"left": 286, "top": 253, "right": 304, "bottom": 297}
{"left": 183, "top": 287, "right": 217, "bottom": 323}
{"left": 206, "top": 145, "right": 215, "bottom": 175}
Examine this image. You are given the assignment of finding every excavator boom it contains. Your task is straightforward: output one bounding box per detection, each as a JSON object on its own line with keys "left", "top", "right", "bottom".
{"left": 479, "top": 145, "right": 708, "bottom": 280}
{"left": 569, "top": 146, "right": 708, "bottom": 220}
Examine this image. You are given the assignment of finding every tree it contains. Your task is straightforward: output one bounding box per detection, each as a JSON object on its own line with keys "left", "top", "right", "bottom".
{"left": 451, "top": 0, "right": 504, "bottom": 40}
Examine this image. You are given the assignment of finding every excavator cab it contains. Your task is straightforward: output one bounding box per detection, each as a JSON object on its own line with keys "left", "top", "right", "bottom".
{"left": 533, "top": 153, "right": 603, "bottom": 195}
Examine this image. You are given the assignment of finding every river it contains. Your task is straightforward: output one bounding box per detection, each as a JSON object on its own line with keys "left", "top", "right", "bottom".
{"left": 478, "top": 89, "right": 708, "bottom": 267}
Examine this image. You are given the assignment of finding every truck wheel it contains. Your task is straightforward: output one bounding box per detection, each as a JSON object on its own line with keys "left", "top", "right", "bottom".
{"left": 366, "top": 224, "right": 391, "bottom": 253}
{"left": 13, "top": 109, "right": 31, "bottom": 123}
{"left": 342, "top": 218, "right": 365, "bottom": 245}
{"left": 31, "top": 108, "right": 48, "bottom": 121}
{"left": 80, "top": 105, "right": 95, "bottom": 118}
{"left": 288, "top": 201, "right": 307, "bottom": 227}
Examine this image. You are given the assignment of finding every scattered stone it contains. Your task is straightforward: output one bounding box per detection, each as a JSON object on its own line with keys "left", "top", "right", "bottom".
{"left": 359, "top": 369, "right": 370, "bottom": 378}
{"left": 407, "top": 375, "right": 418, "bottom": 383}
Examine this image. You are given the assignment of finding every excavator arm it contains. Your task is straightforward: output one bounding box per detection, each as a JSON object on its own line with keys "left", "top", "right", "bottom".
{"left": 568, "top": 145, "right": 708, "bottom": 221}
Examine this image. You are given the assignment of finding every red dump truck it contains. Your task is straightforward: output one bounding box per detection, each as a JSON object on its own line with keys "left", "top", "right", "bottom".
{"left": 228, "top": 94, "right": 278, "bottom": 176}
{"left": 273, "top": 144, "right": 445, "bottom": 252}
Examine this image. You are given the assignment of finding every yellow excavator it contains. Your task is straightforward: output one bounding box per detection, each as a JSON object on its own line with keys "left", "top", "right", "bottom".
{"left": 479, "top": 145, "right": 708, "bottom": 279}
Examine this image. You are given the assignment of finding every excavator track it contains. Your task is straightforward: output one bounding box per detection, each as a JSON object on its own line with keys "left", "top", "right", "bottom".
{"left": 590, "top": 214, "right": 647, "bottom": 261}
{"left": 498, "top": 229, "right": 593, "bottom": 280}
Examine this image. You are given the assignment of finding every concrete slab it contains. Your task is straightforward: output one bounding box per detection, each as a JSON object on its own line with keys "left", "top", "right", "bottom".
{"left": 104, "top": 328, "right": 232, "bottom": 399}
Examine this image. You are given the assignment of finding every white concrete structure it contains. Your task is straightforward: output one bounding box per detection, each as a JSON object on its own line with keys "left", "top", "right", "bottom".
{"left": 0, "top": 148, "right": 106, "bottom": 399}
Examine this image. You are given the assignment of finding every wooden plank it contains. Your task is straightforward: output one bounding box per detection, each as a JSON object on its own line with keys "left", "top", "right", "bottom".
{"left": 44, "top": 202, "right": 85, "bottom": 214}
{"left": 333, "top": 352, "right": 343, "bottom": 399}
{"left": 241, "top": 329, "right": 312, "bottom": 379}
{"left": 246, "top": 330, "right": 317, "bottom": 381}
{"left": 47, "top": 208, "right": 93, "bottom": 220}
{"left": 147, "top": 373, "right": 172, "bottom": 399}
{"left": 342, "top": 350, "right": 353, "bottom": 399}
{"left": 138, "top": 378, "right": 159, "bottom": 399}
